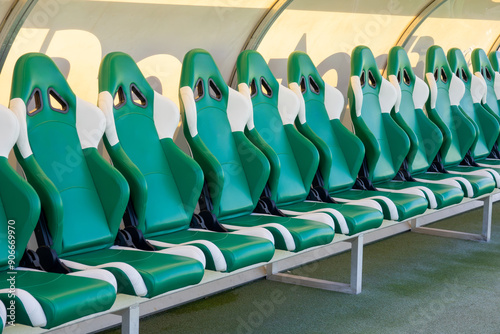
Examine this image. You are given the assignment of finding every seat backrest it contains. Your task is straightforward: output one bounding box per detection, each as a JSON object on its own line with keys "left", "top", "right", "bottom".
{"left": 348, "top": 45, "right": 409, "bottom": 184}
{"left": 471, "top": 49, "right": 500, "bottom": 123}
{"left": 98, "top": 52, "right": 200, "bottom": 238}
{"left": 236, "top": 50, "right": 318, "bottom": 206}
{"left": 447, "top": 48, "right": 499, "bottom": 160}
{"left": 10, "top": 53, "right": 127, "bottom": 257}
{"left": 0, "top": 104, "right": 40, "bottom": 270}
{"left": 386, "top": 46, "right": 443, "bottom": 176}
{"left": 287, "top": 51, "right": 363, "bottom": 194}
{"left": 179, "top": 49, "right": 270, "bottom": 220}
{"left": 425, "top": 45, "right": 476, "bottom": 168}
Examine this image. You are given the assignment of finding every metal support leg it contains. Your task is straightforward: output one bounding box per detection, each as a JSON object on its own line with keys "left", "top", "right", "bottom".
{"left": 266, "top": 235, "right": 363, "bottom": 294}
{"left": 481, "top": 195, "right": 492, "bottom": 242}
{"left": 120, "top": 303, "right": 140, "bottom": 334}
{"left": 411, "top": 195, "right": 492, "bottom": 242}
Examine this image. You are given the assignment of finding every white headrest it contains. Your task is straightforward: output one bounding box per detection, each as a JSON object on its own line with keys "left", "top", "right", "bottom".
{"left": 324, "top": 82, "right": 344, "bottom": 120}
{"left": 98, "top": 91, "right": 119, "bottom": 146}
{"left": 471, "top": 73, "right": 487, "bottom": 104}
{"left": 0, "top": 104, "right": 20, "bottom": 158}
{"left": 288, "top": 82, "right": 306, "bottom": 124}
{"left": 277, "top": 85, "right": 300, "bottom": 125}
{"left": 449, "top": 73, "right": 465, "bottom": 106}
{"left": 387, "top": 75, "right": 401, "bottom": 113}
{"left": 379, "top": 77, "right": 397, "bottom": 113}
{"left": 76, "top": 97, "right": 106, "bottom": 150}
{"left": 227, "top": 86, "right": 252, "bottom": 132}
{"left": 179, "top": 86, "right": 198, "bottom": 137}
{"left": 350, "top": 76, "right": 363, "bottom": 117}
{"left": 153, "top": 92, "right": 180, "bottom": 140}
{"left": 10, "top": 98, "right": 32, "bottom": 159}
{"left": 413, "top": 76, "right": 429, "bottom": 110}
{"left": 425, "top": 72, "right": 438, "bottom": 109}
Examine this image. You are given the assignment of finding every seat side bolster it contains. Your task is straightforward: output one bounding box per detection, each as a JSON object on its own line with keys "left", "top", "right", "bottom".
{"left": 244, "top": 127, "right": 280, "bottom": 202}
{"left": 334, "top": 121, "right": 365, "bottom": 180}
{"left": 186, "top": 135, "right": 224, "bottom": 215}
{"left": 382, "top": 113, "right": 410, "bottom": 169}
{"left": 160, "top": 138, "right": 204, "bottom": 216}
{"left": 83, "top": 148, "right": 130, "bottom": 240}
{"left": 295, "top": 121, "right": 333, "bottom": 189}
{"left": 284, "top": 124, "right": 319, "bottom": 190}
{"left": 0, "top": 159, "right": 40, "bottom": 264}
{"left": 105, "top": 143, "right": 148, "bottom": 230}
{"left": 414, "top": 109, "right": 443, "bottom": 165}
{"left": 233, "top": 131, "right": 271, "bottom": 206}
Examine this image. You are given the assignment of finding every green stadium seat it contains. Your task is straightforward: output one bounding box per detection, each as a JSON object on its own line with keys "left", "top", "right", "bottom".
{"left": 384, "top": 46, "right": 487, "bottom": 199}
{"left": 10, "top": 53, "right": 205, "bottom": 298}
{"left": 179, "top": 49, "right": 334, "bottom": 252}
{"left": 235, "top": 50, "right": 383, "bottom": 235}
{"left": 447, "top": 48, "right": 500, "bottom": 169}
{"left": 348, "top": 46, "right": 464, "bottom": 213}
{"left": 287, "top": 51, "right": 438, "bottom": 221}
{"left": 424, "top": 46, "right": 499, "bottom": 190}
{"left": 97, "top": 52, "right": 275, "bottom": 272}
{"left": 0, "top": 99, "right": 117, "bottom": 328}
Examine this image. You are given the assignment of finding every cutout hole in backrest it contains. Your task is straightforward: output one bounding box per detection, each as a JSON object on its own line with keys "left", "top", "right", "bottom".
{"left": 260, "top": 77, "right": 273, "bottom": 97}
{"left": 360, "top": 71, "right": 366, "bottom": 87}
{"left": 208, "top": 78, "right": 222, "bottom": 101}
{"left": 48, "top": 88, "right": 68, "bottom": 113}
{"left": 433, "top": 68, "right": 439, "bottom": 81}
{"left": 368, "top": 70, "right": 376, "bottom": 88}
{"left": 300, "top": 76, "right": 307, "bottom": 93}
{"left": 485, "top": 67, "right": 492, "bottom": 81}
{"left": 113, "top": 86, "right": 126, "bottom": 110}
{"left": 396, "top": 70, "right": 401, "bottom": 83}
{"left": 27, "top": 88, "right": 43, "bottom": 116}
{"left": 403, "top": 69, "right": 411, "bottom": 86}
{"left": 194, "top": 78, "right": 204, "bottom": 101}
{"left": 130, "top": 84, "right": 147, "bottom": 108}
{"left": 440, "top": 68, "right": 447, "bottom": 83}
{"left": 455, "top": 69, "right": 460, "bottom": 78}
{"left": 250, "top": 79, "right": 257, "bottom": 98}
{"left": 461, "top": 68, "right": 468, "bottom": 82}
{"left": 308, "top": 76, "right": 320, "bottom": 94}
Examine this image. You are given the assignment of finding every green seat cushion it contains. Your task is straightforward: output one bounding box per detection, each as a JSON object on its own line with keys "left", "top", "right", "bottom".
{"left": 278, "top": 201, "right": 383, "bottom": 236}
{"left": 375, "top": 180, "right": 463, "bottom": 210}
{"left": 0, "top": 270, "right": 115, "bottom": 329}
{"left": 151, "top": 230, "right": 275, "bottom": 272}
{"left": 416, "top": 172, "right": 495, "bottom": 198}
{"left": 64, "top": 248, "right": 204, "bottom": 298}
{"left": 446, "top": 165, "right": 500, "bottom": 188}
{"left": 221, "top": 215, "right": 334, "bottom": 253}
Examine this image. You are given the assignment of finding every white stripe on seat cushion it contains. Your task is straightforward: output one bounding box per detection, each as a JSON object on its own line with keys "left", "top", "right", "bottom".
{"left": 0, "top": 288, "right": 46, "bottom": 327}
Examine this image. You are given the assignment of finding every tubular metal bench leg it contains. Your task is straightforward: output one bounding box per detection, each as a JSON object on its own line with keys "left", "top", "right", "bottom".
{"left": 266, "top": 234, "right": 364, "bottom": 294}
{"left": 411, "top": 195, "right": 492, "bottom": 242}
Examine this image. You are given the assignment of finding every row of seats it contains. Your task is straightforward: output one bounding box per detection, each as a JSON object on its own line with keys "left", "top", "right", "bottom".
{"left": 0, "top": 44, "right": 498, "bottom": 331}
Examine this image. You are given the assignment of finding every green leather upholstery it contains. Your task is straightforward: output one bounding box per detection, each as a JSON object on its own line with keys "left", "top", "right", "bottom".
{"left": 97, "top": 52, "right": 274, "bottom": 272}
{"left": 425, "top": 46, "right": 499, "bottom": 190}
{"left": 448, "top": 48, "right": 500, "bottom": 174}
{"left": 383, "top": 47, "right": 470, "bottom": 201}
{"left": 10, "top": 53, "right": 204, "bottom": 298}
{"left": 287, "top": 51, "right": 447, "bottom": 221}
{"left": 472, "top": 49, "right": 500, "bottom": 134}
{"left": 0, "top": 100, "right": 116, "bottom": 329}
{"left": 236, "top": 50, "right": 383, "bottom": 235}
{"left": 349, "top": 46, "right": 458, "bottom": 211}
{"left": 180, "top": 49, "right": 334, "bottom": 252}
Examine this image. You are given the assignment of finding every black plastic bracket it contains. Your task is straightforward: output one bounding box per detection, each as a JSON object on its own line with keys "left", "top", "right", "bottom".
{"left": 19, "top": 249, "right": 44, "bottom": 271}
{"left": 115, "top": 229, "right": 136, "bottom": 248}
{"left": 123, "top": 226, "right": 156, "bottom": 251}
{"left": 122, "top": 200, "right": 139, "bottom": 228}
{"left": 33, "top": 210, "right": 53, "bottom": 247}
{"left": 198, "top": 180, "right": 214, "bottom": 212}
{"left": 190, "top": 211, "right": 228, "bottom": 232}
{"left": 428, "top": 152, "right": 448, "bottom": 173}
{"left": 35, "top": 246, "right": 70, "bottom": 274}
{"left": 254, "top": 197, "right": 286, "bottom": 217}
{"left": 488, "top": 143, "right": 500, "bottom": 160}
{"left": 460, "top": 150, "right": 479, "bottom": 167}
